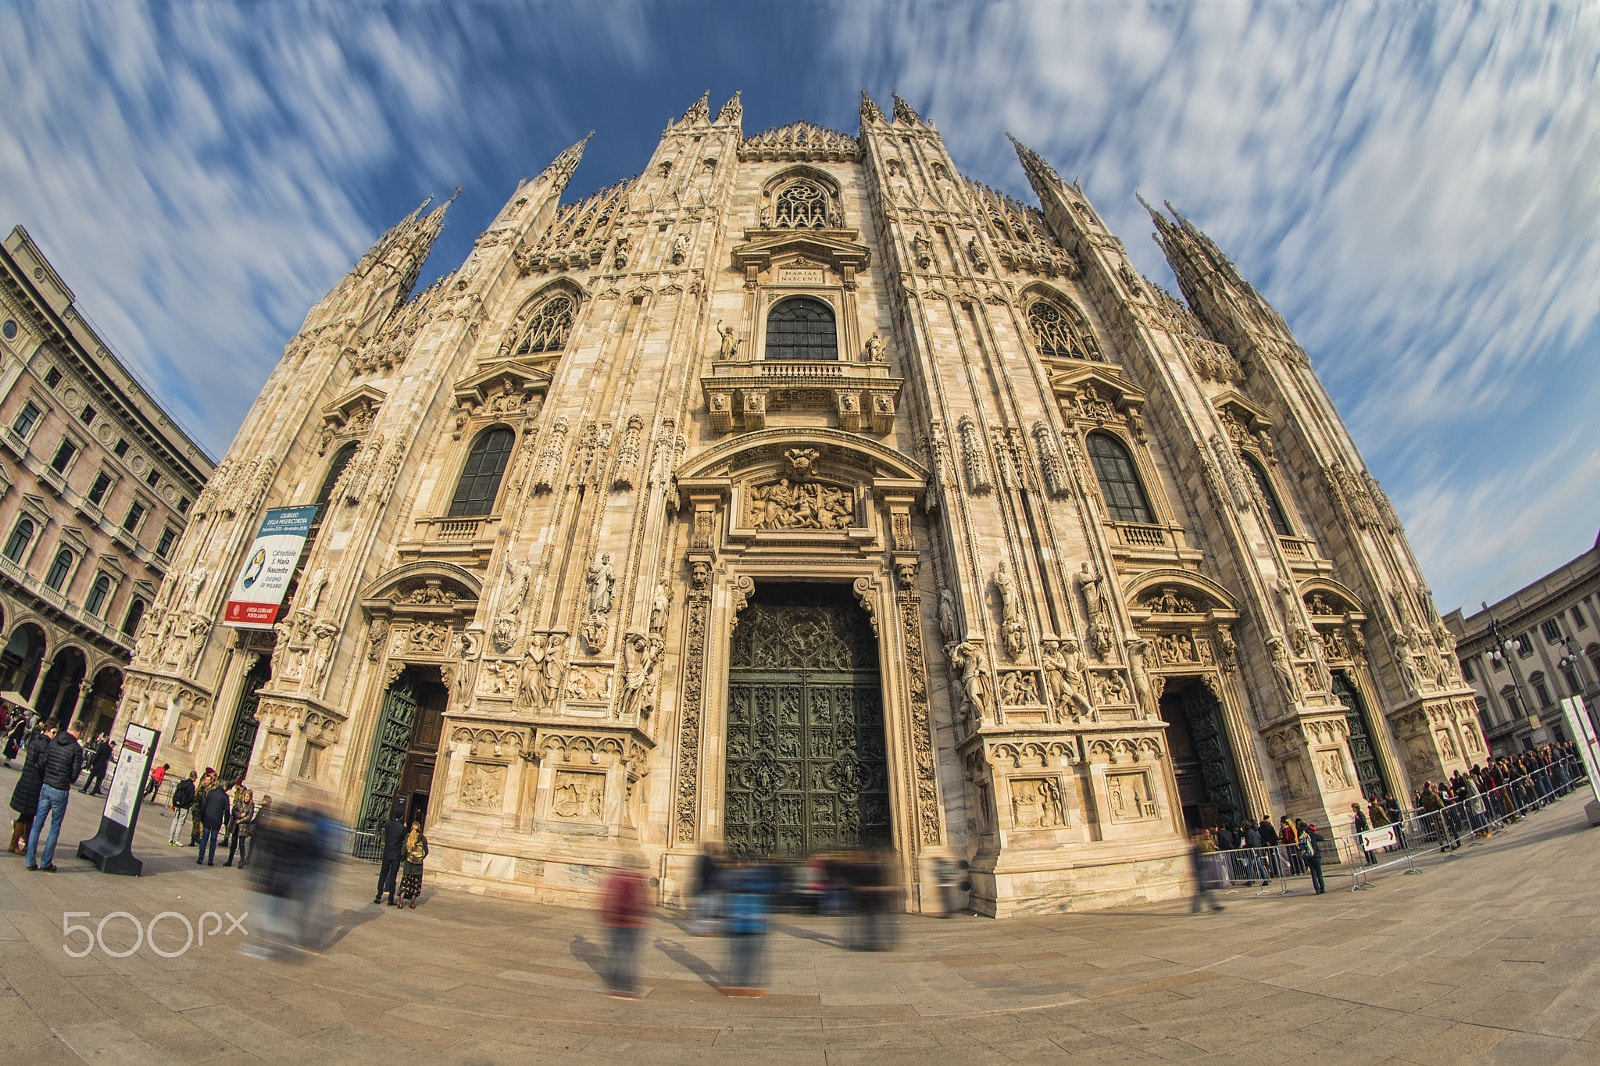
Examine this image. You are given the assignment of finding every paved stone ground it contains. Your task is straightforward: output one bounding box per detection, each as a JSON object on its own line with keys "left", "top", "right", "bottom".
{"left": 2, "top": 763, "right": 1599, "bottom": 1064}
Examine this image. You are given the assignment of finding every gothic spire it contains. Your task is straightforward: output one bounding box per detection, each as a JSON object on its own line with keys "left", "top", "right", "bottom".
{"left": 535, "top": 132, "right": 593, "bottom": 195}
{"left": 1007, "top": 133, "right": 1063, "bottom": 203}
{"left": 1146, "top": 199, "right": 1292, "bottom": 339}
{"left": 859, "top": 90, "right": 886, "bottom": 126}
{"left": 891, "top": 92, "right": 924, "bottom": 126}
{"left": 678, "top": 91, "right": 711, "bottom": 126}
{"left": 716, "top": 91, "right": 742, "bottom": 125}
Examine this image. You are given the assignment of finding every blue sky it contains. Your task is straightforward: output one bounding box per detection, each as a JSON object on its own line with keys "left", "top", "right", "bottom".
{"left": 2, "top": 1, "right": 1596, "bottom": 616}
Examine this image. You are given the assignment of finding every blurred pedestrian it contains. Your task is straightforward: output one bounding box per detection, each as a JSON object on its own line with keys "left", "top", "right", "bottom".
{"left": 1190, "top": 830, "right": 1223, "bottom": 914}
{"left": 724, "top": 865, "right": 770, "bottom": 996}
{"left": 934, "top": 854, "right": 966, "bottom": 917}
{"left": 196, "top": 776, "right": 230, "bottom": 865}
{"left": 224, "top": 780, "right": 254, "bottom": 866}
{"left": 398, "top": 819, "right": 428, "bottom": 909}
{"left": 600, "top": 856, "right": 649, "bottom": 998}
{"left": 691, "top": 842, "right": 722, "bottom": 935}
{"left": 375, "top": 805, "right": 407, "bottom": 906}
{"left": 168, "top": 770, "right": 197, "bottom": 845}
{"left": 25, "top": 725, "right": 83, "bottom": 872}
{"left": 8, "top": 724, "right": 50, "bottom": 853}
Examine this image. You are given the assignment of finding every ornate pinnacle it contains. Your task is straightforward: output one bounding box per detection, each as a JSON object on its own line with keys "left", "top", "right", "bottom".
{"left": 891, "top": 92, "right": 923, "bottom": 126}
{"left": 860, "top": 90, "right": 886, "bottom": 125}
{"left": 1006, "top": 133, "right": 1062, "bottom": 198}
{"left": 536, "top": 131, "right": 593, "bottom": 193}
{"left": 680, "top": 91, "right": 711, "bottom": 125}
{"left": 716, "top": 91, "right": 742, "bottom": 125}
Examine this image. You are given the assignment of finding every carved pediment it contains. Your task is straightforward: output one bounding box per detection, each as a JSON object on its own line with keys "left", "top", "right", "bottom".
{"left": 1124, "top": 569, "right": 1239, "bottom": 621}
{"left": 1299, "top": 579, "right": 1367, "bottom": 622}
{"left": 320, "top": 385, "right": 386, "bottom": 434}
{"left": 453, "top": 359, "right": 553, "bottom": 411}
{"left": 731, "top": 231, "right": 870, "bottom": 285}
{"left": 741, "top": 474, "right": 859, "bottom": 532}
{"left": 1052, "top": 364, "right": 1146, "bottom": 427}
{"left": 360, "top": 562, "right": 483, "bottom": 621}
{"left": 1212, "top": 391, "right": 1273, "bottom": 441}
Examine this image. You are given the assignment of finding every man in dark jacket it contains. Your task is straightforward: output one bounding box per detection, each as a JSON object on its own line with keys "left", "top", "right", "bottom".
{"left": 169, "top": 771, "right": 197, "bottom": 845}
{"left": 80, "top": 735, "right": 113, "bottom": 795}
{"left": 25, "top": 727, "right": 84, "bottom": 871}
{"left": 196, "top": 779, "right": 230, "bottom": 866}
{"left": 375, "top": 805, "right": 408, "bottom": 905}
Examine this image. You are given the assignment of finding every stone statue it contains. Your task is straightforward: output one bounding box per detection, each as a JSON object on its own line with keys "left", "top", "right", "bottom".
{"left": 1041, "top": 637, "right": 1094, "bottom": 722}
{"left": 912, "top": 231, "right": 932, "bottom": 268}
{"left": 183, "top": 616, "right": 210, "bottom": 676}
{"left": 540, "top": 633, "right": 567, "bottom": 708}
{"left": 937, "top": 585, "right": 957, "bottom": 643}
{"left": 587, "top": 553, "right": 614, "bottom": 616}
{"left": 309, "top": 622, "right": 339, "bottom": 688}
{"left": 993, "top": 560, "right": 1025, "bottom": 659}
{"left": 182, "top": 567, "right": 208, "bottom": 613}
{"left": 671, "top": 233, "right": 688, "bottom": 264}
{"left": 366, "top": 618, "right": 388, "bottom": 662}
{"left": 650, "top": 581, "right": 670, "bottom": 633}
{"left": 1268, "top": 636, "right": 1301, "bottom": 702}
{"left": 520, "top": 634, "right": 546, "bottom": 709}
{"left": 302, "top": 566, "right": 328, "bottom": 613}
{"left": 864, "top": 331, "right": 886, "bottom": 362}
{"left": 953, "top": 641, "right": 994, "bottom": 724}
{"left": 621, "top": 633, "right": 664, "bottom": 719}
{"left": 716, "top": 321, "right": 742, "bottom": 359}
{"left": 503, "top": 558, "right": 531, "bottom": 617}
{"left": 1125, "top": 638, "right": 1158, "bottom": 719}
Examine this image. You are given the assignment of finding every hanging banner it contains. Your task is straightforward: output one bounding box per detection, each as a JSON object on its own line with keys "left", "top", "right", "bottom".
{"left": 222, "top": 505, "right": 318, "bottom": 629}
{"left": 1560, "top": 696, "right": 1600, "bottom": 808}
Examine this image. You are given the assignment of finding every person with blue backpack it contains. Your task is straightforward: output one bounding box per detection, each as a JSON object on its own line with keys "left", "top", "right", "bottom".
{"left": 723, "top": 864, "right": 771, "bottom": 997}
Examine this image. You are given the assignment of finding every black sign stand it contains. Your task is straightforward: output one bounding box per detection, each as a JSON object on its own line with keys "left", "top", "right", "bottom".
{"left": 78, "top": 725, "right": 160, "bottom": 876}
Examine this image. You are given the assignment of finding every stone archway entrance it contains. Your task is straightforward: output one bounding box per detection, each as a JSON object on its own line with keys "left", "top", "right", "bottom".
{"left": 1158, "top": 676, "right": 1246, "bottom": 830}
{"left": 1332, "top": 670, "right": 1391, "bottom": 801}
{"left": 359, "top": 666, "right": 448, "bottom": 832}
{"left": 219, "top": 657, "right": 272, "bottom": 785}
{"left": 723, "top": 583, "right": 890, "bottom": 858}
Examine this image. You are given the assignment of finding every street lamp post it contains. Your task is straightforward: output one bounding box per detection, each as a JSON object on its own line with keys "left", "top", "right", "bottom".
{"left": 1482, "top": 603, "right": 1540, "bottom": 750}
{"left": 1556, "top": 633, "right": 1595, "bottom": 733}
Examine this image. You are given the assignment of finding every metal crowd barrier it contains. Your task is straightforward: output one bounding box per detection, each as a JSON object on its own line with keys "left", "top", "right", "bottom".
{"left": 1204, "top": 755, "right": 1586, "bottom": 896}
{"left": 349, "top": 829, "right": 384, "bottom": 864}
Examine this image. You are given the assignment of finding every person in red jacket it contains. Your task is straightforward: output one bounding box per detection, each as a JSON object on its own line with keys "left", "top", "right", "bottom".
{"left": 599, "top": 856, "right": 649, "bottom": 998}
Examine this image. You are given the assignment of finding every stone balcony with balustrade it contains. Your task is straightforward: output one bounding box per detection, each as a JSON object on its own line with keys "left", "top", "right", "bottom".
{"left": 702, "top": 360, "right": 904, "bottom": 435}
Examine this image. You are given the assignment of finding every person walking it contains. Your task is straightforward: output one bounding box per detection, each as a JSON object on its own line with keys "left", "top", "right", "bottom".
{"left": 2, "top": 713, "right": 26, "bottom": 767}
{"left": 143, "top": 763, "right": 168, "bottom": 804}
{"left": 1189, "top": 830, "right": 1224, "bottom": 914}
{"left": 397, "top": 820, "right": 428, "bottom": 909}
{"left": 8, "top": 725, "right": 50, "bottom": 853}
{"left": 1351, "top": 802, "right": 1374, "bottom": 865}
{"left": 691, "top": 842, "right": 722, "bottom": 935}
{"left": 724, "top": 865, "right": 772, "bottom": 996}
{"left": 168, "top": 771, "right": 197, "bottom": 845}
{"left": 223, "top": 780, "right": 254, "bottom": 867}
{"left": 25, "top": 726, "right": 84, "bottom": 872}
{"left": 375, "top": 807, "right": 408, "bottom": 905}
{"left": 196, "top": 777, "right": 230, "bottom": 865}
{"left": 80, "top": 734, "right": 112, "bottom": 796}
{"left": 599, "top": 856, "right": 649, "bottom": 998}
{"left": 236, "top": 795, "right": 266, "bottom": 868}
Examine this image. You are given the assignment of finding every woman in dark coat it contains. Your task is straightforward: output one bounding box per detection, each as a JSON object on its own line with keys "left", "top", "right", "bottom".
{"left": 8, "top": 727, "right": 50, "bottom": 854}
{"left": 3, "top": 715, "right": 26, "bottom": 766}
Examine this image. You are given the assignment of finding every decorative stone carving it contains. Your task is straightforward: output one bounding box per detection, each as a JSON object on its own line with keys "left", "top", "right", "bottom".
{"left": 309, "top": 622, "right": 339, "bottom": 688}
{"left": 746, "top": 477, "right": 854, "bottom": 531}
{"left": 1010, "top": 778, "right": 1064, "bottom": 828}
{"left": 958, "top": 415, "right": 991, "bottom": 492}
{"left": 620, "top": 632, "right": 664, "bottom": 719}
{"left": 564, "top": 665, "right": 611, "bottom": 702}
{"left": 998, "top": 669, "right": 1041, "bottom": 707}
{"left": 1125, "top": 639, "right": 1158, "bottom": 720}
{"left": 1078, "top": 563, "right": 1114, "bottom": 660}
{"left": 948, "top": 640, "right": 995, "bottom": 726}
{"left": 540, "top": 633, "right": 568, "bottom": 708}
{"left": 992, "top": 560, "right": 1025, "bottom": 660}
{"left": 851, "top": 576, "right": 878, "bottom": 638}
{"left": 532, "top": 417, "right": 569, "bottom": 494}
{"left": 1040, "top": 637, "right": 1094, "bottom": 722}
{"left": 460, "top": 762, "right": 507, "bottom": 811}
{"left": 1268, "top": 636, "right": 1300, "bottom": 705}
{"left": 1106, "top": 771, "right": 1157, "bottom": 822}
{"left": 551, "top": 770, "right": 606, "bottom": 822}
{"left": 407, "top": 621, "right": 450, "bottom": 655}
{"left": 937, "top": 585, "right": 958, "bottom": 643}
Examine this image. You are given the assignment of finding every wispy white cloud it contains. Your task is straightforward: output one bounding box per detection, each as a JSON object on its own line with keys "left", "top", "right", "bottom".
{"left": 829, "top": 0, "right": 1600, "bottom": 612}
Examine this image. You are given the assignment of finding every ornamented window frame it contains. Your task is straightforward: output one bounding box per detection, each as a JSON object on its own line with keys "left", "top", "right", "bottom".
{"left": 761, "top": 295, "right": 840, "bottom": 362}
{"left": 444, "top": 423, "right": 518, "bottom": 519}
{"left": 1026, "top": 295, "right": 1102, "bottom": 362}
{"left": 496, "top": 281, "right": 587, "bottom": 361}
{"left": 759, "top": 166, "right": 844, "bottom": 231}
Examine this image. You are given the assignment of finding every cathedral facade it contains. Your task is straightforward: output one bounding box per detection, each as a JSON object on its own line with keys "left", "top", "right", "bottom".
{"left": 114, "top": 93, "right": 1482, "bottom": 915}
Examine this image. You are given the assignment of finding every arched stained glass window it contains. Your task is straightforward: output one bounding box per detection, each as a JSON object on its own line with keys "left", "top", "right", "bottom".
{"left": 773, "top": 180, "right": 831, "bottom": 228}
{"left": 4, "top": 518, "right": 34, "bottom": 563}
{"left": 515, "top": 295, "right": 574, "bottom": 356}
{"left": 448, "top": 426, "right": 516, "bottom": 517}
{"left": 45, "top": 549, "right": 73, "bottom": 591}
{"left": 1087, "top": 432, "right": 1155, "bottom": 525}
{"left": 1028, "top": 300, "right": 1098, "bottom": 361}
{"left": 85, "top": 573, "right": 112, "bottom": 616}
{"left": 1243, "top": 455, "right": 1292, "bottom": 536}
{"left": 765, "top": 298, "right": 838, "bottom": 361}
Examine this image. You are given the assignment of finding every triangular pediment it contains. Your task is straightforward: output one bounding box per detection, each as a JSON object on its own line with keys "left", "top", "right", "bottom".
{"left": 1049, "top": 363, "right": 1145, "bottom": 409}
{"left": 732, "top": 231, "right": 871, "bottom": 277}
{"left": 320, "top": 384, "right": 387, "bottom": 430}
{"left": 453, "top": 359, "right": 553, "bottom": 407}
{"left": 1211, "top": 390, "right": 1273, "bottom": 434}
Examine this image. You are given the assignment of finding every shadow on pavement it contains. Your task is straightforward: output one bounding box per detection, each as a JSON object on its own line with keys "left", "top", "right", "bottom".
{"left": 652, "top": 935, "right": 723, "bottom": 989}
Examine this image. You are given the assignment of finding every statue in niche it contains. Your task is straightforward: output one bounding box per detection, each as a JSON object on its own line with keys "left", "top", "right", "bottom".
{"left": 1041, "top": 638, "right": 1094, "bottom": 722}
{"left": 716, "top": 321, "right": 743, "bottom": 359}
{"left": 181, "top": 567, "right": 208, "bottom": 613}
{"left": 502, "top": 558, "right": 531, "bottom": 618}
{"left": 183, "top": 617, "right": 210, "bottom": 676}
{"left": 366, "top": 618, "right": 388, "bottom": 662}
{"left": 621, "top": 632, "right": 665, "bottom": 719}
{"left": 912, "top": 232, "right": 932, "bottom": 269}
{"left": 540, "top": 633, "right": 568, "bottom": 708}
{"left": 520, "top": 634, "right": 546, "bottom": 709}
{"left": 993, "top": 561, "right": 1025, "bottom": 660}
{"left": 1012, "top": 779, "right": 1064, "bottom": 829}
{"left": 937, "top": 585, "right": 958, "bottom": 643}
{"left": 948, "top": 641, "right": 994, "bottom": 724}
{"left": 1268, "top": 636, "right": 1301, "bottom": 702}
{"left": 587, "top": 553, "right": 614, "bottom": 616}
{"left": 1078, "top": 562, "right": 1114, "bottom": 660}
{"left": 671, "top": 233, "right": 688, "bottom": 264}
{"left": 649, "top": 582, "right": 670, "bottom": 633}
{"left": 1125, "top": 639, "right": 1158, "bottom": 720}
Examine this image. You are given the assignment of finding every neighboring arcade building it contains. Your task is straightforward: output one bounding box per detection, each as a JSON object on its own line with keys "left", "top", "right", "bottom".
{"left": 0, "top": 226, "right": 213, "bottom": 736}
{"left": 115, "top": 94, "right": 1481, "bottom": 915}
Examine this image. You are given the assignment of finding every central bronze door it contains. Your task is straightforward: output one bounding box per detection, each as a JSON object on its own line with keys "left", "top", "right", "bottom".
{"left": 723, "top": 584, "right": 890, "bottom": 858}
